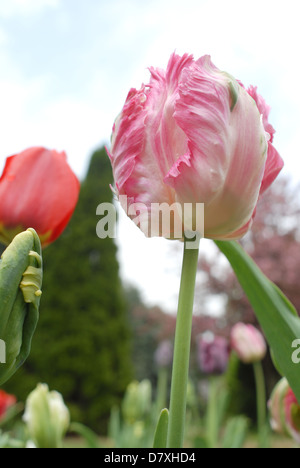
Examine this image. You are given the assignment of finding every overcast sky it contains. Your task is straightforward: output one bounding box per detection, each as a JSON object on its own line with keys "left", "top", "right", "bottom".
{"left": 1, "top": 0, "right": 299, "bottom": 312}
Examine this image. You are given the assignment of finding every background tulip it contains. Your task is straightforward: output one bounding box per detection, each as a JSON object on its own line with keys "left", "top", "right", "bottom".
{"left": 154, "top": 340, "right": 173, "bottom": 368}
{"left": 0, "top": 390, "right": 16, "bottom": 420}
{"left": 230, "top": 323, "right": 267, "bottom": 364}
{"left": 0, "top": 147, "right": 80, "bottom": 247}
{"left": 269, "top": 378, "right": 300, "bottom": 444}
{"left": 23, "top": 383, "right": 70, "bottom": 449}
{"left": 197, "top": 333, "right": 229, "bottom": 375}
{"left": 122, "top": 380, "right": 152, "bottom": 424}
{"left": 108, "top": 52, "right": 283, "bottom": 240}
{"left": 230, "top": 322, "right": 268, "bottom": 446}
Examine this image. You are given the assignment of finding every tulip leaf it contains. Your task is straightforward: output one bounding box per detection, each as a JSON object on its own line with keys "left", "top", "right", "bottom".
{"left": 221, "top": 415, "right": 249, "bottom": 449}
{"left": 69, "top": 422, "right": 101, "bottom": 449}
{"left": 215, "top": 240, "right": 300, "bottom": 402}
{"left": 153, "top": 408, "right": 169, "bottom": 448}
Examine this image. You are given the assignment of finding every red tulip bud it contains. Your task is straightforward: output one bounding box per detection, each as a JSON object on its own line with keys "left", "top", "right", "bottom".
{"left": 0, "top": 147, "right": 80, "bottom": 247}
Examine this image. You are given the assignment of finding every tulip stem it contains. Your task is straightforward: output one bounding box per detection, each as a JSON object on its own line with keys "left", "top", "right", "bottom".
{"left": 253, "top": 360, "right": 268, "bottom": 447}
{"left": 167, "top": 236, "right": 200, "bottom": 448}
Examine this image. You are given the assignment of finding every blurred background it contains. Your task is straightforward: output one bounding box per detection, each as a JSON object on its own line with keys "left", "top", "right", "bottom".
{"left": 1, "top": 0, "right": 300, "bottom": 445}
{"left": 1, "top": 0, "right": 300, "bottom": 310}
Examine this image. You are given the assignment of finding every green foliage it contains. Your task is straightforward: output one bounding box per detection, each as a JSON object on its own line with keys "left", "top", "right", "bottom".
{"left": 221, "top": 416, "right": 249, "bottom": 449}
{"left": 108, "top": 379, "right": 156, "bottom": 448}
{"left": 153, "top": 409, "right": 169, "bottom": 449}
{"left": 4, "top": 147, "right": 133, "bottom": 432}
{"left": 108, "top": 375, "right": 250, "bottom": 449}
{"left": 215, "top": 240, "right": 300, "bottom": 403}
{"left": 225, "top": 354, "right": 257, "bottom": 422}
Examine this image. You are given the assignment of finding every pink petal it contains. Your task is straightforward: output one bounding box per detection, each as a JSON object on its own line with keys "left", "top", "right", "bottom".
{"left": 110, "top": 53, "right": 194, "bottom": 211}
{"left": 247, "top": 85, "right": 275, "bottom": 142}
{"left": 165, "top": 56, "right": 232, "bottom": 205}
{"left": 246, "top": 86, "right": 284, "bottom": 197}
{"left": 145, "top": 53, "right": 192, "bottom": 180}
{"left": 169, "top": 57, "right": 267, "bottom": 239}
{"left": 109, "top": 86, "right": 148, "bottom": 197}
{"left": 216, "top": 217, "right": 254, "bottom": 240}
{"left": 260, "top": 142, "right": 284, "bottom": 196}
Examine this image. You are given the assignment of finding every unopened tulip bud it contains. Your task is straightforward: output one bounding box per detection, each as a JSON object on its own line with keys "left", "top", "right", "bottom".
{"left": 269, "top": 378, "right": 300, "bottom": 444}
{"left": 122, "top": 380, "right": 152, "bottom": 423}
{"left": 23, "top": 383, "right": 70, "bottom": 449}
{"left": 230, "top": 323, "right": 267, "bottom": 364}
{"left": 0, "top": 147, "right": 80, "bottom": 247}
{"left": 0, "top": 229, "right": 42, "bottom": 385}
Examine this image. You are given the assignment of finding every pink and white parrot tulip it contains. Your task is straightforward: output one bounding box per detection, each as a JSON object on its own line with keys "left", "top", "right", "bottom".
{"left": 108, "top": 53, "right": 283, "bottom": 240}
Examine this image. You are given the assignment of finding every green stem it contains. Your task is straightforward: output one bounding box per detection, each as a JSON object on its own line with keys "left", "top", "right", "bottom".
{"left": 155, "top": 367, "right": 168, "bottom": 416}
{"left": 253, "top": 360, "right": 267, "bottom": 447}
{"left": 167, "top": 236, "right": 200, "bottom": 448}
{"left": 206, "top": 377, "right": 219, "bottom": 449}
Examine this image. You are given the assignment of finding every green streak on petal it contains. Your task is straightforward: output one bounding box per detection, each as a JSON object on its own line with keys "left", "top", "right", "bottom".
{"left": 228, "top": 80, "right": 239, "bottom": 112}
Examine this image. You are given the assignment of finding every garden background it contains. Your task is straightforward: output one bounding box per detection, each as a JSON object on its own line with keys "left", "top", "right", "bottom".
{"left": 1, "top": 146, "right": 299, "bottom": 439}
{"left": 1, "top": 0, "right": 300, "bottom": 447}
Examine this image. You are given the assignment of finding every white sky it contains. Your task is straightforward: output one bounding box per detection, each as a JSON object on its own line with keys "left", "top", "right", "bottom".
{"left": 1, "top": 0, "right": 300, "bottom": 312}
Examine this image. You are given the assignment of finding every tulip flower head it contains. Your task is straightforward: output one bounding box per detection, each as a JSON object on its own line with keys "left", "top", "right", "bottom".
{"left": 230, "top": 322, "right": 267, "bottom": 364}
{"left": 0, "top": 390, "right": 16, "bottom": 420}
{"left": 0, "top": 147, "right": 80, "bottom": 247}
{"left": 197, "top": 332, "right": 229, "bottom": 375}
{"left": 269, "top": 378, "right": 300, "bottom": 444}
{"left": 23, "top": 383, "right": 70, "bottom": 449}
{"left": 108, "top": 53, "right": 283, "bottom": 241}
{"left": 154, "top": 340, "right": 173, "bottom": 368}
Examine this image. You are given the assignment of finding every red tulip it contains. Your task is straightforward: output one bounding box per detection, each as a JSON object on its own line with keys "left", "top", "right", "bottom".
{"left": 0, "top": 389, "right": 16, "bottom": 419}
{"left": 0, "top": 147, "right": 80, "bottom": 247}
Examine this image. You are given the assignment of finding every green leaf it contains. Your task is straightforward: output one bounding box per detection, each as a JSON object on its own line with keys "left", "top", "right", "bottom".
{"left": 221, "top": 416, "right": 249, "bottom": 448}
{"left": 0, "top": 403, "right": 24, "bottom": 429}
{"left": 69, "top": 422, "right": 100, "bottom": 449}
{"left": 193, "top": 436, "right": 210, "bottom": 448}
{"left": 215, "top": 240, "right": 300, "bottom": 402}
{"left": 206, "top": 378, "right": 229, "bottom": 448}
{"left": 153, "top": 408, "right": 169, "bottom": 448}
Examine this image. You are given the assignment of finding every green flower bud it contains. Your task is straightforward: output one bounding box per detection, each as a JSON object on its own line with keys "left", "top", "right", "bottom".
{"left": 0, "top": 229, "right": 42, "bottom": 385}
{"left": 122, "top": 380, "right": 152, "bottom": 423}
{"left": 23, "top": 383, "right": 70, "bottom": 449}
